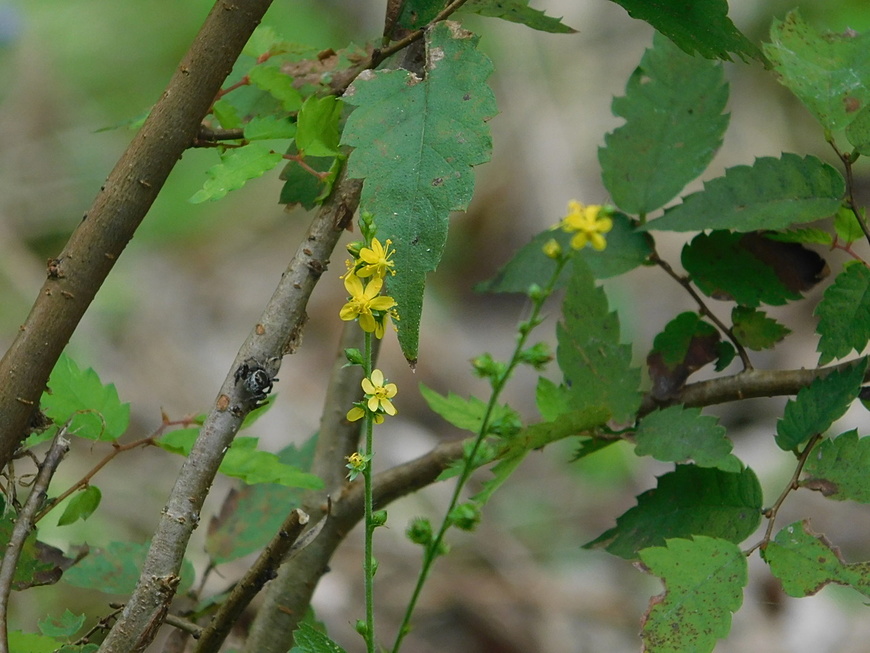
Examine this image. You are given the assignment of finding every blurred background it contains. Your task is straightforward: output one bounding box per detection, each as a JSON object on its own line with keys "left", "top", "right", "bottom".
{"left": 1, "top": 0, "right": 870, "bottom": 651}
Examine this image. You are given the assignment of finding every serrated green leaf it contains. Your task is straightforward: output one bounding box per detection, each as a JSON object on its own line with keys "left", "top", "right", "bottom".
{"left": 41, "top": 353, "right": 130, "bottom": 442}
{"left": 731, "top": 306, "right": 791, "bottom": 350}
{"left": 835, "top": 206, "right": 864, "bottom": 243}
{"left": 762, "top": 520, "right": 870, "bottom": 598}
{"left": 766, "top": 227, "right": 834, "bottom": 246}
{"left": 460, "top": 0, "right": 575, "bottom": 34}
{"left": 600, "top": 32, "right": 729, "bottom": 215}
{"left": 584, "top": 465, "right": 762, "bottom": 559}
{"left": 650, "top": 312, "right": 717, "bottom": 368}
{"left": 248, "top": 64, "right": 303, "bottom": 112}
{"left": 608, "top": 0, "right": 761, "bottom": 62}
{"left": 802, "top": 430, "right": 870, "bottom": 503}
{"left": 815, "top": 264, "right": 870, "bottom": 364}
{"left": 212, "top": 99, "right": 243, "bottom": 129}
{"left": 244, "top": 115, "right": 296, "bottom": 140}
{"left": 38, "top": 610, "right": 85, "bottom": 639}
{"left": 643, "top": 154, "right": 845, "bottom": 232}
{"left": 7, "top": 631, "right": 60, "bottom": 653}
{"left": 764, "top": 10, "right": 870, "bottom": 133}
{"left": 296, "top": 96, "right": 342, "bottom": 157}
{"left": 190, "top": 143, "right": 284, "bottom": 203}
{"left": 157, "top": 430, "right": 323, "bottom": 489}
{"left": 682, "top": 232, "right": 801, "bottom": 307}
{"left": 647, "top": 312, "right": 720, "bottom": 400}
{"left": 640, "top": 536, "right": 746, "bottom": 653}
{"left": 775, "top": 358, "right": 867, "bottom": 451}
{"left": 207, "top": 436, "right": 317, "bottom": 564}
{"left": 557, "top": 257, "right": 641, "bottom": 422}
{"left": 293, "top": 622, "right": 347, "bottom": 653}
{"left": 342, "top": 22, "right": 497, "bottom": 361}
{"left": 477, "top": 212, "right": 651, "bottom": 294}
{"left": 635, "top": 405, "right": 742, "bottom": 472}
{"left": 535, "top": 377, "right": 571, "bottom": 422}
{"left": 56, "top": 486, "right": 102, "bottom": 527}
{"left": 419, "top": 383, "right": 519, "bottom": 436}
{"left": 63, "top": 541, "right": 194, "bottom": 595}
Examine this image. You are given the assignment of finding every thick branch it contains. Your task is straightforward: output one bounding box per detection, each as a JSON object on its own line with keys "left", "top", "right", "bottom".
{"left": 0, "top": 0, "right": 275, "bottom": 469}
{"left": 97, "top": 172, "right": 361, "bottom": 653}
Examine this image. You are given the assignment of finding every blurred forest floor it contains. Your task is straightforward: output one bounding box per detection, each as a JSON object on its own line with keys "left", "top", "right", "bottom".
{"left": 2, "top": 1, "right": 870, "bottom": 651}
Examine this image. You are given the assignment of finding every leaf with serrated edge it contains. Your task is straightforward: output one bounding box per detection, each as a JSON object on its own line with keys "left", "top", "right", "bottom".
{"left": 600, "top": 32, "right": 729, "bottom": 215}
{"left": 640, "top": 536, "right": 746, "bottom": 653}
{"left": 635, "top": 405, "right": 741, "bottom": 472}
{"left": 775, "top": 358, "right": 867, "bottom": 451}
{"left": 585, "top": 465, "right": 762, "bottom": 559}
{"left": 608, "top": 0, "right": 761, "bottom": 61}
{"left": 643, "top": 154, "right": 844, "bottom": 232}
{"left": 762, "top": 520, "right": 870, "bottom": 598}
{"left": 803, "top": 430, "right": 870, "bottom": 503}
{"left": 41, "top": 353, "right": 130, "bottom": 442}
{"left": 342, "top": 22, "right": 497, "bottom": 361}
{"left": 765, "top": 10, "right": 870, "bottom": 133}
{"left": 190, "top": 144, "right": 284, "bottom": 204}
{"left": 815, "top": 264, "right": 870, "bottom": 364}
{"left": 731, "top": 306, "right": 791, "bottom": 351}
{"left": 557, "top": 257, "right": 641, "bottom": 422}
{"left": 460, "top": 0, "right": 575, "bottom": 34}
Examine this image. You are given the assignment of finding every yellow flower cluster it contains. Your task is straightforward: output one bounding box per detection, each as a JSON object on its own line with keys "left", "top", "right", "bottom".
{"left": 339, "top": 238, "right": 398, "bottom": 339}
{"left": 347, "top": 369, "right": 398, "bottom": 424}
{"left": 558, "top": 200, "right": 614, "bottom": 252}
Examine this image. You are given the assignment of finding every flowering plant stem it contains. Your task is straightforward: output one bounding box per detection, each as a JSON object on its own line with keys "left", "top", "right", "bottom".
{"left": 362, "top": 330, "right": 376, "bottom": 653}
{"left": 391, "top": 256, "right": 569, "bottom": 652}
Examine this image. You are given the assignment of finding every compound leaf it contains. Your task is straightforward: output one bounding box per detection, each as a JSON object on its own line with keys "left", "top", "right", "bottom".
{"left": 762, "top": 520, "right": 870, "bottom": 598}
{"left": 635, "top": 405, "right": 741, "bottom": 472}
{"left": 802, "top": 430, "right": 870, "bottom": 503}
{"left": 41, "top": 353, "right": 129, "bottom": 442}
{"left": 557, "top": 257, "right": 641, "bottom": 422}
{"left": 607, "top": 0, "right": 761, "bottom": 62}
{"left": 643, "top": 154, "right": 844, "bottom": 232}
{"left": 600, "top": 32, "right": 729, "bottom": 215}
{"left": 190, "top": 143, "right": 284, "bottom": 204}
{"left": 460, "top": 0, "right": 575, "bottom": 34}
{"left": 775, "top": 358, "right": 867, "bottom": 451}
{"left": 342, "top": 22, "right": 497, "bottom": 362}
{"left": 731, "top": 306, "right": 791, "bottom": 350}
{"left": 815, "top": 263, "right": 870, "bottom": 364}
{"left": 585, "top": 465, "right": 762, "bottom": 559}
{"left": 640, "top": 536, "right": 746, "bottom": 653}
{"left": 764, "top": 10, "right": 870, "bottom": 134}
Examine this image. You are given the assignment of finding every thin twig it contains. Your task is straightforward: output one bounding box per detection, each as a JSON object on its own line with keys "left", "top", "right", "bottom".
{"left": 829, "top": 138, "right": 870, "bottom": 248}
{"left": 0, "top": 426, "right": 69, "bottom": 653}
{"left": 193, "top": 509, "right": 310, "bottom": 653}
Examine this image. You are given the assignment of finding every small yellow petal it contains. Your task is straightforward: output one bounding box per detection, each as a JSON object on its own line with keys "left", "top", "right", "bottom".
{"left": 370, "top": 369, "right": 385, "bottom": 386}
{"left": 347, "top": 406, "right": 365, "bottom": 422}
{"left": 361, "top": 378, "right": 376, "bottom": 394}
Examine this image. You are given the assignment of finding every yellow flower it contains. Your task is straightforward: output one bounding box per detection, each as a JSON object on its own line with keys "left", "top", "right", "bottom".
{"left": 356, "top": 238, "right": 396, "bottom": 279}
{"left": 345, "top": 451, "right": 370, "bottom": 480}
{"left": 339, "top": 274, "right": 397, "bottom": 334}
{"left": 542, "top": 238, "right": 562, "bottom": 260}
{"left": 560, "top": 200, "right": 613, "bottom": 251}
{"left": 362, "top": 369, "right": 398, "bottom": 416}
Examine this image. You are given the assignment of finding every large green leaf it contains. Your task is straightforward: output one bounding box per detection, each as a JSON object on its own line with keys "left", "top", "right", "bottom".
{"left": 802, "top": 430, "right": 870, "bottom": 503}
{"left": 640, "top": 537, "right": 746, "bottom": 653}
{"left": 557, "top": 257, "right": 641, "bottom": 423}
{"left": 460, "top": 0, "right": 575, "bottom": 34}
{"left": 762, "top": 520, "right": 870, "bottom": 598}
{"left": 764, "top": 10, "right": 870, "bottom": 134}
{"left": 40, "top": 353, "right": 130, "bottom": 442}
{"left": 607, "top": 0, "right": 761, "bottom": 62}
{"left": 585, "top": 465, "right": 762, "bottom": 559}
{"left": 635, "top": 405, "right": 741, "bottom": 472}
{"left": 775, "top": 358, "right": 867, "bottom": 451}
{"left": 600, "top": 32, "right": 729, "bottom": 215}
{"left": 341, "top": 22, "right": 497, "bottom": 362}
{"left": 815, "top": 263, "right": 870, "bottom": 364}
{"left": 643, "top": 154, "right": 845, "bottom": 232}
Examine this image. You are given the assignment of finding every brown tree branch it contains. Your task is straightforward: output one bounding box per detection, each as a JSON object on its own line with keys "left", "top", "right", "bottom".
{"left": 0, "top": 0, "right": 277, "bottom": 469}
{"left": 97, "top": 171, "right": 361, "bottom": 653}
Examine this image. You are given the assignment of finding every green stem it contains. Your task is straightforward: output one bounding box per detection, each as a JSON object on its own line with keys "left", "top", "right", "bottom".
{"left": 391, "top": 257, "right": 568, "bottom": 652}
{"left": 362, "top": 331, "right": 376, "bottom": 653}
